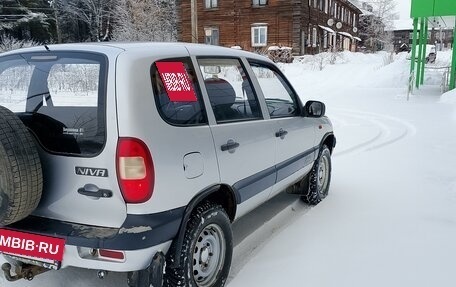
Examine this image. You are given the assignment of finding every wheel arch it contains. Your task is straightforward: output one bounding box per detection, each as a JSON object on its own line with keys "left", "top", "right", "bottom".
{"left": 169, "top": 183, "right": 237, "bottom": 268}
{"left": 320, "top": 132, "right": 336, "bottom": 154}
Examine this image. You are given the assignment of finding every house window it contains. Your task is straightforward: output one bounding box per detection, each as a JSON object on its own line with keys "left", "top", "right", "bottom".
{"left": 334, "top": 3, "right": 337, "bottom": 18}
{"left": 252, "top": 25, "right": 268, "bottom": 47}
{"left": 307, "top": 26, "right": 311, "bottom": 46}
{"left": 312, "top": 27, "right": 317, "bottom": 47}
{"left": 205, "top": 27, "right": 219, "bottom": 45}
{"left": 325, "top": 0, "right": 329, "bottom": 13}
{"left": 205, "top": 0, "right": 217, "bottom": 9}
{"left": 323, "top": 31, "right": 328, "bottom": 48}
{"left": 252, "top": 0, "right": 267, "bottom": 6}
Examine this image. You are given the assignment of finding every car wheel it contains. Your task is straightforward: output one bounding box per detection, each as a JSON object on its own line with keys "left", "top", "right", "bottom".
{"left": 301, "top": 145, "right": 332, "bottom": 205}
{"left": 164, "top": 202, "right": 232, "bottom": 287}
{"left": 0, "top": 106, "right": 42, "bottom": 226}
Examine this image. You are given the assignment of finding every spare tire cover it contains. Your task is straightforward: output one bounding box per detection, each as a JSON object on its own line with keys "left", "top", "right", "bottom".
{"left": 0, "top": 106, "right": 43, "bottom": 226}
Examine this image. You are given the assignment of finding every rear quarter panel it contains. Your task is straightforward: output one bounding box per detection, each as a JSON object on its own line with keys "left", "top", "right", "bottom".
{"left": 115, "top": 46, "right": 220, "bottom": 215}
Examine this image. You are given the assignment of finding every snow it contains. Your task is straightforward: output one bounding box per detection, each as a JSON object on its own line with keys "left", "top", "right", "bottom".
{"left": 1, "top": 50, "right": 456, "bottom": 286}
{"left": 228, "top": 50, "right": 456, "bottom": 287}
{"left": 387, "top": 19, "right": 414, "bottom": 31}
{"left": 267, "top": 46, "right": 292, "bottom": 51}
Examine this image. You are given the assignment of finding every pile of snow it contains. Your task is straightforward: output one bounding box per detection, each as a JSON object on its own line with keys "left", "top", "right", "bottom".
{"left": 267, "top": 46, "right": 292, "bottom": 51}
{"left": 440, "top": 88, "right": 456, "bottom": 104}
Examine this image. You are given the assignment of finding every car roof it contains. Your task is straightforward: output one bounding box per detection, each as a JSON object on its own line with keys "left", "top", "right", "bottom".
{"left": 0, "top": 42, "right": 273, "bottom": 63}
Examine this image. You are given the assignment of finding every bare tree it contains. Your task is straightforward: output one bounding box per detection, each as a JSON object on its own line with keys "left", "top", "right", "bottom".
{"left": 0, "top": 34, "right": 40, "bottom": 52}
{"left": 357, "top": 0, "right": 397, "bottom": 52}
{"left": 54, "top": 0, "right": 116, "bottom": 42}
{"left": 112, "top": 0, "right": 177, "bottom": 42}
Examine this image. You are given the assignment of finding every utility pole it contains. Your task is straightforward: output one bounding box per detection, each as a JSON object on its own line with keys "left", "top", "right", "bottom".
{"left": 191, "top": 0, "right": 198, "bottom": 43}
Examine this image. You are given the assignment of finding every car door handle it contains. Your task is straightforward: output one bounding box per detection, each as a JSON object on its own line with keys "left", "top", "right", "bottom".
{"left": 221, "top": 140, "right": 240, "bottom": 152}
{"left": 78, "top": 184, "right": 113, "bottom": 198}
{"left": 275, "top": 129, "right": 288, "bottom": 138}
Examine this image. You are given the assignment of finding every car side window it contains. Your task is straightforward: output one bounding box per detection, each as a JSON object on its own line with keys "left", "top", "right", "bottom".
{"left": 249, "top": 61, "right": 298, "bottom": 118}
{"left": 198, "top": 58, "right": 262, "bottom": 123}
{"left": 151, "top": 58, "right": 207, "bottom": 126}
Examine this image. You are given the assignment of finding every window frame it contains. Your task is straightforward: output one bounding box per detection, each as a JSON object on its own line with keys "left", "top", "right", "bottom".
{"left": 247, "top": 59, "right": 303, "bottom": 119}
{"left": 150, "top": 57, "right": 209, "bottom": 127}
{"left": 196, "top": 56, "right": 264, "bottom": 124}
{"left": 251, "top": 25, "right": 268, "bottom": 47}
{"left": 0, "top": 51, "right": 109, "bottom": 158}
{"left": 204, "top": 26, "right": 219, "bottom": 45}
{"left": 312, "top": 27, "right": 317, "bottom": 47}
{"left": 205, "top": 0, "right": 218, "bottom": 9}
{"left": 252, "top": 0, "right": 268, "bottom": 6}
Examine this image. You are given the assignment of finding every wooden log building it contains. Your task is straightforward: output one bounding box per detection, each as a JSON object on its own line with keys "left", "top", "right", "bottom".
{"left": 178, "top": 0, "right": 363, "bottom": 55}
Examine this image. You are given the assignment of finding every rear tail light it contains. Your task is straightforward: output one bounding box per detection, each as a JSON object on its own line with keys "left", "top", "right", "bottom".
{"left": 116, "top": 138, "right": 154, "bottom": 203}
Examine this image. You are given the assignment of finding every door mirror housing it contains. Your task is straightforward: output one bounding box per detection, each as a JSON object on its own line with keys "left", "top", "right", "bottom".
{"left": 303, "top": 101, "right": 326, "bottom": 118}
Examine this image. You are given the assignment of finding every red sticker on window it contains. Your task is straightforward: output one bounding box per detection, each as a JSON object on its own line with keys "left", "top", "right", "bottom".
{"left": 156, "top": 62, "right": 198, "bottom": 102}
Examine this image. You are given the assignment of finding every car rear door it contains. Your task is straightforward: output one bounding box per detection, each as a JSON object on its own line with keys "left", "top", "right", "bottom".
{"left": 0, "top": 48, "right": 128, "bottom": 228}
{"left": 195, "top": 57, "right": 276, "bottom": 217}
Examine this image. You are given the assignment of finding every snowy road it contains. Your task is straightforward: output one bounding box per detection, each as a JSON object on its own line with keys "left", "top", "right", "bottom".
{"left": 2, "top": 51, "right": 456, "bottom": 287}
{"left": 228, "top": 53, "right": 456, "bottom": 287}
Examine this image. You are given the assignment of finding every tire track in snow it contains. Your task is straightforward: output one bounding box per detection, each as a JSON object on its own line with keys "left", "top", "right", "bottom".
{"left": 329, "top": 108, "right": 416, "bottom": 156}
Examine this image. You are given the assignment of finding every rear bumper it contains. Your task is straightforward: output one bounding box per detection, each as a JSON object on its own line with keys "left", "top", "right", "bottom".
{"left": 4, "top": 207, "right": 185, "bottom": 271}
{"left": 3, "top": 241, "right": 171, "bottom": 272}
{"left": 7, "top": 207, "right": 184, "bottom": 250}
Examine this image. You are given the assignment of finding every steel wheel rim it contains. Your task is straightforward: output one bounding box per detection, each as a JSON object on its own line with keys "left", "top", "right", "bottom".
{"left": 317, "top": 154, "right": 329, "bottom": 194}
{"left": 192, "top": 223, "right": 226, "bottom": 287}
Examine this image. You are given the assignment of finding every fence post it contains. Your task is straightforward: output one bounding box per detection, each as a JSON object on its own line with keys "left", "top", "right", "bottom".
{"left": 420, "top": 18, "right": 427, "bottom": 85}
{"left": 450, "top": 18, "right": 456, "bottom": 90}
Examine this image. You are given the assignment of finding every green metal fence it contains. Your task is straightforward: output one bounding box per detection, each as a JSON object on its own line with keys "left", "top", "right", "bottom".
{"left": 410, "top": 0, "right": 456, "bottom": 90}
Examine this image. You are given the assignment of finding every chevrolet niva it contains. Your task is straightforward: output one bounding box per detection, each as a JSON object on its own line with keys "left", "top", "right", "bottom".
{"left": 0, "top": 43, "right": 335, "bottom": 287}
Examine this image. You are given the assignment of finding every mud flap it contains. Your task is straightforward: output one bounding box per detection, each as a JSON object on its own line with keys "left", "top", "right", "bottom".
{"left": 127, "top": 252, "right": 165, "bottom": 287}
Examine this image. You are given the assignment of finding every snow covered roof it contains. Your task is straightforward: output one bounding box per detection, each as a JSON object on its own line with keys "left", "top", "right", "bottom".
{"left": 349, "top": 0, "right": 373, "bottom": 15}
{"left": 386, "top": 18, "right": 455, "bottom": 32}
{"left": 386, "top": 19, "right": 414, "bottom": 31}
{"left": 318, "top": 25, "right": 336, "bottom": 34}
{"left": 338, "top": 31, "right": 354, "bottom": 39}
{"left": 345, "top": 0, "right": 363, "bottom": 14}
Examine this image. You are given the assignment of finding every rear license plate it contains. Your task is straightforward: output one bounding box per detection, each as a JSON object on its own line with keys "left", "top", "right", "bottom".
{"left": 0, "top": 229, "right": 65, "bottom": 262}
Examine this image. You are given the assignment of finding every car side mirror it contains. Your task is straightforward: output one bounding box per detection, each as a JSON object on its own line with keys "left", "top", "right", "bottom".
{"left": 303, "top": 101, "right": 326, "bottom": 118}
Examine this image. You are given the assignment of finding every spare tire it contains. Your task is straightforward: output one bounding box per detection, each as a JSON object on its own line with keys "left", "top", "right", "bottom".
{"left": 0, "top": 106, "right": 42, "bottom": 226}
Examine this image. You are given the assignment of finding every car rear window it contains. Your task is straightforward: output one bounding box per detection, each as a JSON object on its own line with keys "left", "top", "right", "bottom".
{"left": 151, "top": 58, "right": 207, "bottom": 126}
{"left": 0, "top": 52, "right": 107, "bottom": 156}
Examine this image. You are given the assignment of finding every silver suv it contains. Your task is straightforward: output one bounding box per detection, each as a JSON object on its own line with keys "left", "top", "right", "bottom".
{"left": 0, "top": 43, "right": 335, "bottom": 287}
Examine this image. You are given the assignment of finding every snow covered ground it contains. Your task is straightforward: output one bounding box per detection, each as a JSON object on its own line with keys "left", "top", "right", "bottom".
{"left": 229, "top": 51, "right": 456, "bottom": 287}
{"left": 1, "top": 50, "right": 456, "bottom": 286}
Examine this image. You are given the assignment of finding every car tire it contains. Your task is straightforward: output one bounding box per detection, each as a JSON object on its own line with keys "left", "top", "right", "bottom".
{"left": 301, "top": 145, "right": 332, "bottom": 205}
{"left": 0, "top": 106, "right": 43, "bottom": 226}
{"left": 164, "top": 202, "right": 233, "bottom": 287}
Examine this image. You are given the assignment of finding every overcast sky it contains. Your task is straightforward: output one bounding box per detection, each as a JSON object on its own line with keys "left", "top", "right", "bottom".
{"left": 396, "top": 0, "right": 412, "bottom": 19}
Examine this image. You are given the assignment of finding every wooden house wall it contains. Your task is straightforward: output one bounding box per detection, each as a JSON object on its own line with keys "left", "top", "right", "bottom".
{"left": 178, "top": 0, "right": 361, "bottom": 55}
